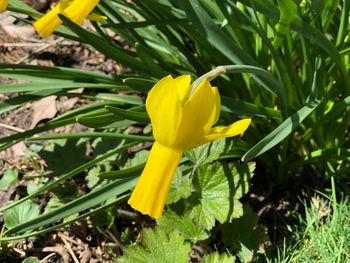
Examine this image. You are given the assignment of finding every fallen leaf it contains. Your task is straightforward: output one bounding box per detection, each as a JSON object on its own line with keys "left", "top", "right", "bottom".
{"left": 2, "top": 25, "right": 35, "bottom": 40}
{"left": 11, "top": 142, "right": 27, "bottom": 157}
{"left": 30, "top": 96, "right": 57, "bottom": 128}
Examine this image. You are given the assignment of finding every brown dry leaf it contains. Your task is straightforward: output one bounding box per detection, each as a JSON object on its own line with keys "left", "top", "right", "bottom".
{"left": 2, "top": 25, "right": 35, "bottom": 40}
{"left": 11, "top": 142, "right": 27, "bottom": 157}
{"left": 30, "top": 95, "right": 57, "bottom": 129}
{"left": 61, "top": 88, "right": 84, "bottom": 112}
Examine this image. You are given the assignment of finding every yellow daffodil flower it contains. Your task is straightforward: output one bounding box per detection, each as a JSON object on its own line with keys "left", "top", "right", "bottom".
{"left": 0, "top": 0, "right": 8, "bottom": 11}
{"left": 128, "top": 75, "right": 251, "bottom": 218}
{"left": 33, "top": 0, "right": 100, "bottom": 38}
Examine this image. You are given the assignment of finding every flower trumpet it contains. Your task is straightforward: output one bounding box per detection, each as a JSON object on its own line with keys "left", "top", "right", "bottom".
{"left": 33, "top": 0, "right": 101, "bottom": 38}
{"left": 0, "top": 0, "right": 8, "bottom": 11}
{"left": 128, "top": 75, "right": 251, "bottom": 218}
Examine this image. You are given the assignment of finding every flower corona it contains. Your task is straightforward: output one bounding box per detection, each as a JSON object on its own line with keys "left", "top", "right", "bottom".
{"left": 33, "top": 0, "right": 100, "bottom": 38}
{"left": 0, "top": 0, "right": 8, "bottom": 11}
{"left": 128, "top": 75, "right": 251, "bottom": 218}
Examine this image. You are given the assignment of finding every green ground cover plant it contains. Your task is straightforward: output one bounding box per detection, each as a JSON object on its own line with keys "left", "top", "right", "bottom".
{"left": 262, "top": 180, "right": 350, "bottom": 263}
{"left": 0, "top": 0, "right": 349, "bottom": 262}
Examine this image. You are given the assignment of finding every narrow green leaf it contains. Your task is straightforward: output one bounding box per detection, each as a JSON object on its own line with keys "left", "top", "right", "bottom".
{"left": 59, "top": 15, "right": 150, "bottom": 74}
{"left": 28, "top": 132, "right": 152, "bottom": 142}
{"left": 8, "top": 0, "right": 41, "bottom": 17}
{"left": 123, "top": 77, "right": 155, "bottom": 92}
{"left": 274, "top": 0, "right": 297, "bottom": 48}
{"left": 0, "top": 82, "right": 120, "bottom": 93}
{"left": 106, "top": 105, "right": 150, "bottom": 123}
{"left": 0, "top": 142, "right": 137, "bottom": 213}
{"left": 0, "top": 64, "right": 119, "bottom": 84}
{"left": 89, "top": 93, "right": 143, "bottom": 105}
{"left": 179, "top": 0, "right": 282, "bottom": 96}
{"left": 240, "top": 0, "right": 347, "bottom": 79}
{"left": 76, "top": 112, "right": 119, "bottom": 128}
{"left": 0, "top": 194, "right": 129, "bottom": 242}
{"left": 98, "top": 163, "right": 145, "bottom": 179}
{"left": 0, "top": 118, "right": 75, "bottom": 146}
{"left": 4, "top": 177, "right": 137, "bottom": 235}
{"left": 221, "top": 96, "right": 281, "bottom": 119}
{"left": 242, "top": 100, "right": 321, "bottom": 162}
{"left": 292, "top": 148, "right": 350, "bottom": 170}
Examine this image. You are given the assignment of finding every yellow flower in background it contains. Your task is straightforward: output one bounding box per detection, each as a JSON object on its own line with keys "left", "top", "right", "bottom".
{"left": 33, "top": 0, "right": 100, "bottom": 38}
{"left": 128, "top": 75, "right": 251, "bottom": 218}
{"left": 0, "top": 0, "right": 8, "bottom": 11}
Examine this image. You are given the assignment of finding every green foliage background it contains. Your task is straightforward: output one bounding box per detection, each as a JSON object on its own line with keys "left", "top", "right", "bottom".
{"left": 0, "top": 0, "right": 349, "bottom": 261}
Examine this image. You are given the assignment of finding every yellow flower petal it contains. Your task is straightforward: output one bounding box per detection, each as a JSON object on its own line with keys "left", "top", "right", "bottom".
{"left": 33, "top": 4, "right": 63, "bottom": 38}
{"left": 204, "top": 118, "right": 251, "bottom": 142}
{"left": 87, "top": 12, "right": 107, "bottom": 22}
{"left": 146, "top": 75, "right": 182, "bottom": 146}
{"left": 63, "top": 0, "right": 100, "bottom": 25}
{"left": 174, "top": 79, "right": 219, "bottom": 150}
{"left": 175, "top": 75, "right": 191, "bottom": 103}
{"left": 0, "top": 0, "right": 8, "bottom": 11}
{"left": 128, "top": 142, "right": 183, "bottom": 218}
{"left": 211, "top": 86, "right": 221, "bottom": 126}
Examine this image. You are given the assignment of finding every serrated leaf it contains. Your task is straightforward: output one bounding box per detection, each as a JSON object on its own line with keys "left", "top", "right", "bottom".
{"left": 26, "top": 179, "right": 46, "bottom": 195}
{"left": 185, "top": 139, "right": 226, "bottom": 167}
{"left": 221, "top": 205, "right": 268, "bottom": 263}
{"left": 39, "top": 139, "right": 87, "bottom": 176}
{"left": 51, "top": 181, "right": 78, "bottom": 202}
{"left": 157, "top": 210, "right": 208, "bottom": 243}
{"left": 91, "top": 203, "right": 117, "bottom": 229}
{"left": 167, "top": 171, "right": 192, "bottom": 204}
{"left": 44, "top": 194, "right": 78, "bottom": 223}
{"left": 190, "top": 162, "right": 255, "bottom": 230}
{"left": 4, "top": 200, "right": 40, "bottom": 230}
{"left": 201, "top": 253, "right": 235, "bottom": 263}
{"left": 86, "top": 166, "right": 102, "bottom": 189}
{"left": 21, "top": 258, "right": 40, "bottom": 263}
{"left": 0, "top": 169, "right": 18, "bottom": 190}
{"left": 117, "top": 228, "right": 191, "bottom": 263}
{"left": 123, "top": 150, "right": 149, "bottom": 169}
{"left": 121, "top": 227, "right": 137, "bottom": 245}
{"left": 86, "top": 161, "right": 112, "bottom": 189}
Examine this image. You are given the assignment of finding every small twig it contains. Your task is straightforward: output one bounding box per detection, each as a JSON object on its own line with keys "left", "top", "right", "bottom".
{"left": 12, "top": 247, "right": 26, "bottom": 257}
{"left": 117, "top": 208, "right": 140, "bottom": 220}
{"left": 0, "top": 123, "right": 25, "bottom": 133}
{"left": 15, "top": 37, "right": 64, "bottom": 64}
{"left": 42, "top": 246, "right": 70, "bottom": 263}
{"left": 58, "top": 232, "right": 84, "bottom": 248}
{"left": 59, "top": 234, "right": 80, "bottom": 263}
{"left": 80, "top": 245, "right": 92, "bottom": 263}
{"left": 2, "top": 42, "right": 49, "bottom": 47}
{"left": 105, "top": 229, "right": 124, "bottom": 250}
{"left": 40, "top": 253, "right": 56, "bottom": 263}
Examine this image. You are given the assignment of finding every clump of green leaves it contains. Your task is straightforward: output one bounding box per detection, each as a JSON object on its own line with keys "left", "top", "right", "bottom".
{"left": 118, "top": 140, "right": 265, "bottom": 262}
{"left": 263, "top": 186, "right": 350, "bottom": 263}
{"left": 1, "top": 0, "right": 349, "bottom": 261}
{"left": 116, "top": 228, "right": 191, "bottom": 263}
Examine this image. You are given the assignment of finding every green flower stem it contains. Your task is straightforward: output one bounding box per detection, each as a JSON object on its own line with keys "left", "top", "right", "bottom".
{"left": 191, "top": 65, "right": 279, "bottom": 97}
